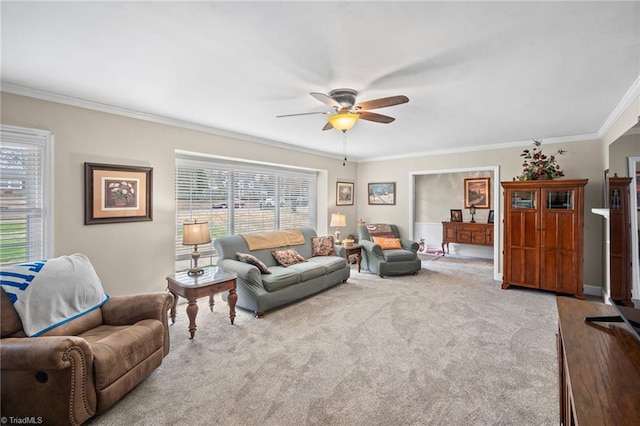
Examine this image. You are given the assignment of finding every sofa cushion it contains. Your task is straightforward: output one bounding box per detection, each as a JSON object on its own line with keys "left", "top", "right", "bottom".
{"left": 272, "top": 249, "right": 306, "bottom": 267}
{"left": 307, "top": 256, "right": 347, "bottom": 274}
{"left": 261, "top": 267, "right": 301, "bottom": 292}
{"left": 311, "top": 236, "right": 335, "bottom": 256}
{"left": 372, "top": 236, "right": 402, "bottom": 250}
{"left": 287, "top": 262, "right": 326, "bottom": 281}
{"left": 236, "top": 252, "right": 271, "bottom": 274}
{"left": 80, "top": 319, "right": 163, "bottom": 391}
{"left": 383, "top": 249, "right": 418, "bottom": 262}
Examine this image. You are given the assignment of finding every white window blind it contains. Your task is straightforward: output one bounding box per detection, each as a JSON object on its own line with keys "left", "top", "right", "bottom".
{"left": 175, "top": 155, "right": 317, "bottom": 270}
{"left": 0, "top": 125, "right": 52, "bottom": 266}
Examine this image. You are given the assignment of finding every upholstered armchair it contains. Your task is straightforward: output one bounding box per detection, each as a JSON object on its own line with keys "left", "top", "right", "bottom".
{"left": 357, "top": 224, "right": 421, "bottom": 277}
{"left": 1, "top": 275, "right": 173, "bottom": 425}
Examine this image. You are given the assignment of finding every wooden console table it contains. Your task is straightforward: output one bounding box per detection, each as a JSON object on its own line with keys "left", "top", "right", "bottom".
{"left": 441, "top": 221, "right": 493, "bottom": 255}
{"left": 557, "top": 297, "right": 640, "bottom": 425}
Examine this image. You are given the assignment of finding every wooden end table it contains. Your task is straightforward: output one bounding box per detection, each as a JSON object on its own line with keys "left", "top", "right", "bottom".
{"left": 166, "top": 268, "right": 238, "bottom": 339}
{"left": 342, "top": 244, "right": 362, "bottom": 273}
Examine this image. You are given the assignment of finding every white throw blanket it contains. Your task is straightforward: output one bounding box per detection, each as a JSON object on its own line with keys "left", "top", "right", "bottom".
{"left": 0, "top": 253, "right": 109, "bottom": 337}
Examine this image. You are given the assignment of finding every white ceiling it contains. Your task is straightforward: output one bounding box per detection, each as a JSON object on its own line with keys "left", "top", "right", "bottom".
{"left": 2, "top": 1, "right": 639, "bottom": 162}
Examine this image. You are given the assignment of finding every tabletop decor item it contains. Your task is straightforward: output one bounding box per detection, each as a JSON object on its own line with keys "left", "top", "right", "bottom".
{"left": 516, "top": 139, "right": 566, "bottom": 181}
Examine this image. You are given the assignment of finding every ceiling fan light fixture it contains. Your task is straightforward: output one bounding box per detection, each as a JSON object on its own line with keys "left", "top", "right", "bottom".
{"left": 328, "top": 112, "right": 359, "bottom": 132}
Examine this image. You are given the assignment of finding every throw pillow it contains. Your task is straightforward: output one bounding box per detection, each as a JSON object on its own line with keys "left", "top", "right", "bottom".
{"left": 311, "top": 236, "right": 335, "bottom": 256}
{"left": 272, "top": 248, "right": 306, "bottom": 267}
{"left": 372, "top": 236, "right": 402, "bottom": 250}
{"left": 236, "top": 252, "right": 271, "bottom": 274}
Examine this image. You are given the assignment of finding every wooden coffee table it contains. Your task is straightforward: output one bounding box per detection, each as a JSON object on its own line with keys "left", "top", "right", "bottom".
{"left": 166, "top": 268, "right": 238, "bottom": 339}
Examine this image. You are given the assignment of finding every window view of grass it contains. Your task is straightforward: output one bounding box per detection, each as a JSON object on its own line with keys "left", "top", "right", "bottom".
{"left": 0, "top": 220, "right": 27, "bottom": 265}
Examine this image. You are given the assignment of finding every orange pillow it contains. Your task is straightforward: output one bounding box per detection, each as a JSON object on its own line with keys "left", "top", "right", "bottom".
{"left": 372, "top": 236, "right": 402, "bottom": 250}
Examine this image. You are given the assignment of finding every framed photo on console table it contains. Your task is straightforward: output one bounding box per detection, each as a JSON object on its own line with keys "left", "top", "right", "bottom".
{"left": 488, "top": 209, "right": 495, "bottom": 223}
{"left": 85, "top": 162, "right": 153, "bottom": 225}
{"left": 450, "top": 209, "right": 463, "bottom": 222}
{"left": 464, "top": 177, "right": 490, "bottom": 209}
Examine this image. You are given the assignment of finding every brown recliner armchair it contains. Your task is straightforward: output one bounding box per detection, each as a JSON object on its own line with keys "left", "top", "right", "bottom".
{"left": 0, "top": 288, "right": 174, "bottom": 425}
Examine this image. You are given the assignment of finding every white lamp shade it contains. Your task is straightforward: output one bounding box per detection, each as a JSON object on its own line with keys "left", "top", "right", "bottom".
{"left": 182, "top": 222, "right": 212, "bottom": 246}
{"left": 330, "top": 213, "right": 346, "bottom": 227}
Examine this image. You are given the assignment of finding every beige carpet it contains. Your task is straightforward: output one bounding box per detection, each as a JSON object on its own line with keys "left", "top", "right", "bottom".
{"left": 88, "top": 256, "right": 558, "bottom": 425}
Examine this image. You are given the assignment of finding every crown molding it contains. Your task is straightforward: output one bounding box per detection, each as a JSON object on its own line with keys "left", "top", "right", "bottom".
{"left": 2, "top": 77, "right": 635, "bottom": 163}
{"left": 598, "top": 74, "right": 640, "bottom": 138}
{"left": 360, "top": 133, "right": 601, "bottom": 163}
{"left": 0, "top": 82, "right": 353, "bottom": 162}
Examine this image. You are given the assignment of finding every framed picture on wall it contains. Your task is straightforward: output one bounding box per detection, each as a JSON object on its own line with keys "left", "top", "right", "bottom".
{"left": 84, "top": 162, "right": 153, "bottom": 225}
{"left": 368, "top": 182, "right": 396, "bottom": 205}
{"left": 450, "top": 209, "right": 463, "bottom": 222}
{"left": 464, "top": 177, "right": 490, "bottom": 208}
{"left": 336, "top": 181, "right": 354, "bottom": 206}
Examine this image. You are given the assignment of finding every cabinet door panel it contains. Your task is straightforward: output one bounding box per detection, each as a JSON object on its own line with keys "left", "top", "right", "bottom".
{"left": 542, "top": 249, "right": 576, "bottom": 293}
{"left": 471, "top": 231, "right": 487, "bottom": 244}
{"left": 508, "top": 247, "right": 538, "bottom": 287}
{"left": 542, "top": 212, "right": 575, "bottom": 251}
{"left": 507, "top": 211, "right": 538, "bottom": 248}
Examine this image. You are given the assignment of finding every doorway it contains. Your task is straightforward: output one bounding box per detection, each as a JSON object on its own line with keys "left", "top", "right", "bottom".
{"left": 409, "top": 166, "right": 501, "bottom": 281}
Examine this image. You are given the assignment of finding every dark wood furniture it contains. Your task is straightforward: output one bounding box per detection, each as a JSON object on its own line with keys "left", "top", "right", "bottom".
{"left": 342, "top": 244, "right": 362, "bottom": 273}
{"left": 557, "top": 296, "right": 640, "bottom": 425}
{"left": 441, "top": 221, "right": 493, "bottom": 255}
{"left": 609, "top": 176, "right": 633, "bottom": 306}
{"left": 501, "top": 179, "right": 587, "bottom": 298}
{"left": 166, "top": 268, "right": 238, "bottom": 338}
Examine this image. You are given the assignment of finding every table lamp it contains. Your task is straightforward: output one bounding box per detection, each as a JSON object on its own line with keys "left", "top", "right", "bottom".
{"left": 182, "top": 221, "right": 211, "bottom": 276}
{"left": 330, "top": 213, "right": 346, "bottom": 243}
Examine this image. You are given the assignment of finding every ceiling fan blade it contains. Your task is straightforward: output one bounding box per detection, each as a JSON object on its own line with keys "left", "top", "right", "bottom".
{"left": 276, "top": 111, "right": 330, "bottom": 118}
{"left": 358, "top": 111, "right": 396, "bottom": 124}
{"left": 310, "top": 92, "right": 341, "bottom": 109}
{"left": 354, "top": 95, "right": 409, "bottom": 111}
{"left": 322, "top": 121, "right": 333, "bottom": 131}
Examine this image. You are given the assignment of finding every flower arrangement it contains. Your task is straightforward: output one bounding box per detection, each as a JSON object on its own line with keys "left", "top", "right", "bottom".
{"left": 516, "top": 139, "right": 566, "bottom": 181}
{"left": 109, "top": 181, "right": 135, "bottom": 202}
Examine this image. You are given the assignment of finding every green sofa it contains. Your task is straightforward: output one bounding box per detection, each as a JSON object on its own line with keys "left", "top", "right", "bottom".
{"left": 214, "top": 227, "right": 350, "bottom": 317}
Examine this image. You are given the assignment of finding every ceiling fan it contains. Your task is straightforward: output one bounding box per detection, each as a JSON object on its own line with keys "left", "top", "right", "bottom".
{"left": 277, "top": 88, "right": 409, "bottom": 131}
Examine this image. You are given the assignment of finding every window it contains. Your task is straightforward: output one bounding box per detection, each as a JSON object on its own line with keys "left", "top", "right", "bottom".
{"left": 175, "top": 154, "right": 317, "bottom": 271}
{"left": 0, "top": 125, "right": 53, "bottom": 265}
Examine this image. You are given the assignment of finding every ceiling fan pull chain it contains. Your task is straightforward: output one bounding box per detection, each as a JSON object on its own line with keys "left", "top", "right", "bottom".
{"left": 342, "top": 131, "right": 347, "bottom": 166}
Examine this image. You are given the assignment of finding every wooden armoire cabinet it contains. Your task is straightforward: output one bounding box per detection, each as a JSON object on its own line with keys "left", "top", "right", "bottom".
{"left": 609, "top": 176, "right": 633, "bottom": 306}
{"left": 501, "top": 179, "right": 588, "bottom": 298}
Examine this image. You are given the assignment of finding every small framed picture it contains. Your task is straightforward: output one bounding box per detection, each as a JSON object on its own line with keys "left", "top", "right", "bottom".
{"left": 450, "top": 209, "right": 463, "bottom": 222}
{"left": 488, "top": 209, "right": 495, "bottom": 224}
{"left": 336, "top": 181, "right": 354, "bottom": 206}
{"left": 368, "top": 182, "right": 396, "bottom": 205}
{"left": 84, "top": 162, "right": 153, "bottom": 225}
{"left": 464, "top": 177, "right": 490, "bottom": 209}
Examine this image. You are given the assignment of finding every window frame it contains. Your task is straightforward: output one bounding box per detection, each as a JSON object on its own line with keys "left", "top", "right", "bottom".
{"left": 0, "top": 124, "right": 54, "bottom": 265}
{"left": 175, "top": 154, "right": 317, "bottom": 271}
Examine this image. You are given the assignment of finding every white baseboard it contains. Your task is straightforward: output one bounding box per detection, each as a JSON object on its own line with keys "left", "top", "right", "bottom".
{"left": 583, "top": 284, "right": 603, "bottom": 298}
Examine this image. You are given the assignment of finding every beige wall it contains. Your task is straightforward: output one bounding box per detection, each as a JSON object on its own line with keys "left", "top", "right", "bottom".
{"left": 609, "top": 133, "right": 640, "bottom": 177}
{"left": 3, "top": 90, "right": 637, "bottom": 296}
{"left": 357, "top": 139, "right": 605, "bottom": 290}
{"left": 1, "top": 93, "right": 357, "bottom": 296}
